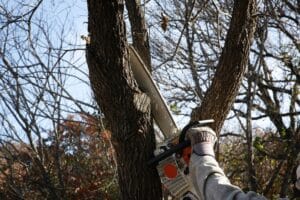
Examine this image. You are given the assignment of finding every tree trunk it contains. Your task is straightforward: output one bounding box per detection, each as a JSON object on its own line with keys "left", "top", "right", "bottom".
{"left": 86, "top": 1, "right": 162, "bottom": 199}
{"left": 191, "top": 0, "right": 258, "bottom": 134}
{"left": 125, "top": 0, "right": 151, "bottom": 69}
{"left": 246, "top": 78, "right": 258, "bottom": 191}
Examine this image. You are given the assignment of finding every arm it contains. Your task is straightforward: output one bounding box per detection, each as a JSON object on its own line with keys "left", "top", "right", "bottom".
{"left": 186, "top": 127, "right": 266, "bottom": 200}
{"left": 190, "top": 154, "right": 266, "bottom": 200}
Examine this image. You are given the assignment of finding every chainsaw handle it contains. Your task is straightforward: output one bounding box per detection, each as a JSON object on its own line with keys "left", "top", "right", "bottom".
{"left": 147, "top": 140, "right": 191, "bottom": 166}
{"left": 147, "top": 120, "right": 214, "bottom": 166}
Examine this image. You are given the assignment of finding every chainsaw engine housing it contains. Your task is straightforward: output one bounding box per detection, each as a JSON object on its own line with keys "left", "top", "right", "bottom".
{"left": 155, "top": 144, "right": 199, "bottom": 200}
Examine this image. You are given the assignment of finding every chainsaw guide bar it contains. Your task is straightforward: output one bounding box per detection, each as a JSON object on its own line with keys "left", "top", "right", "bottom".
{"left": 129, "top": 46, "right": 179, "bottom": 138}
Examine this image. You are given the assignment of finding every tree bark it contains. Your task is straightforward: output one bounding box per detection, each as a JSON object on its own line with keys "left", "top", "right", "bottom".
{"left": 191, "top": 0, "right": 258, "bottom": 134}
{"left": 86, "top": 1, "right": 162, "bottom": 199}
{"left": 125, "top": 0, "right": 151, "bottom": 69}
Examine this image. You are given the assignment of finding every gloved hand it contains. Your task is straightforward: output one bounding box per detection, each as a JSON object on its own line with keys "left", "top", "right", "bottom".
{"left": 185, "top": 126, "right": 217, "bottom": 157}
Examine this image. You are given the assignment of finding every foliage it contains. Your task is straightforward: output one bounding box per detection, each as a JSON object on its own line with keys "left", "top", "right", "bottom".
{"left": 219, "top": 129, "right": 299, "bottom": 199}
{"left": 0, "top": 115, "right": 118, "bottom": 199}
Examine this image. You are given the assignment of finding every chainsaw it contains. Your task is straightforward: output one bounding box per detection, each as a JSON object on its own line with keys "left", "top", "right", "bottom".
{"left": 129, "top": 46, "right": 214, "bottom": 200}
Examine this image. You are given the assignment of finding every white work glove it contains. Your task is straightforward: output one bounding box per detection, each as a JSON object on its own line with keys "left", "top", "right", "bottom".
{"left": 185, "top": 126, "right": 217, "bottom": 157}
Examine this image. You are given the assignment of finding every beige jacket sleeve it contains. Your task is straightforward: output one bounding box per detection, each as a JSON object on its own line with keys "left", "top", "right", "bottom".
{"left": 189, "top": 154, "right": 267, "bottom": 200}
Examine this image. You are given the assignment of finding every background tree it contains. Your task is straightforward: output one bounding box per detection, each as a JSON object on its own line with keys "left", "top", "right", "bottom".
{"left": 228, "top": 0, "right": 300, "bottom": 197}
{"left": 0, "top": 1, "right": 104, "bottom": 199}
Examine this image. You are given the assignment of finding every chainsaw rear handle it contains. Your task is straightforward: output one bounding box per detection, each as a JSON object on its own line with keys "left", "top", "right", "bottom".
{"left": 147, "top": 119, "right": 214, "bottom": 166}
{"left": 147, "top": 140, "right": 191, "bottom": 166}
